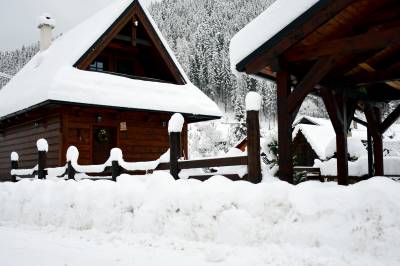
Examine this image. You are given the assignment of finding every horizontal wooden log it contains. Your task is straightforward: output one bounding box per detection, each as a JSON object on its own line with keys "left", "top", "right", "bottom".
{"left": 294, "top": 166, "right": 321, "bottom": 172}
{"left": 178, "top": 156, "right": 248, "bottom": 170}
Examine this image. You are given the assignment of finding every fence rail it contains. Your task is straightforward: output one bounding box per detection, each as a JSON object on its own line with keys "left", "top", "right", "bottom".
{"left": 8, "top": 94, "right": 263, "bottom": 183}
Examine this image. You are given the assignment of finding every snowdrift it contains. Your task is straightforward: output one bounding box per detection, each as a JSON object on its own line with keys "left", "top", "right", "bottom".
{"left": 0, "top": 174, "right": 400, "bottom": 264}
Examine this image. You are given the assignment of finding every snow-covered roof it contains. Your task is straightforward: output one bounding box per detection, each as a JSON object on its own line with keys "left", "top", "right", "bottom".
{"left": 293, "top": 124, "right": 335, "bottom": 160}
{"left": 230, "top": 0, "right": 319, "bottom": 71}
{"left": 293, "top": 115, "right": 332, "bottom": 127}
{"left": 293, "top": 122, "right": 367, "bottom": 161}
{"left": 0, "top": 0, "right": 221, "bottom": 120}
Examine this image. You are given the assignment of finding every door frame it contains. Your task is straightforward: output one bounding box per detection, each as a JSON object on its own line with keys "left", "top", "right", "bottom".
{"left": 90, "top": 124, "right": 119, "bottom": 164}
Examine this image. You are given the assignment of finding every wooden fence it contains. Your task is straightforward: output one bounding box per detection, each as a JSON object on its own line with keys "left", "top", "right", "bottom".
{"left": 9, "top": 100, "right": 263, "bottom": 183}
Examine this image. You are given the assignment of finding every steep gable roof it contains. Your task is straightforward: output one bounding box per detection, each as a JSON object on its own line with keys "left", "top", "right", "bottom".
{"left": 0, "top": 0, "right": 221, "bottom": 121}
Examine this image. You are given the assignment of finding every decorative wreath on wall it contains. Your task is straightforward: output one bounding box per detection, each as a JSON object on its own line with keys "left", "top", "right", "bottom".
{"left": 96, "top": 129, "right": 109, "bottom": 143}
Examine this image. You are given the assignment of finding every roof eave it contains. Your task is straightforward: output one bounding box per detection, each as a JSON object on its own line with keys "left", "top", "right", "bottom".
{"left": 0, "top": 100, "right": 221, "bottom": 125}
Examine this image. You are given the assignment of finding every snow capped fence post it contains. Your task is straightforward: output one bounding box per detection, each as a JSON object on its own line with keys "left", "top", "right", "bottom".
{"left": 66, "top": 146, "right": 78, "bottom": 180}
{"left": 245, "top": 92, "right": 262, "bottom": 183}
{"left": 10, "top": 152, "right": 19, "bottom": 182}
{"left": 36, "top": 139, "right": 48, "bottom": 179}
{"left": 168, "top": 114, "right": 184, "bottom": 180}
{"left": 110, "top": 148, "right": 122, "bottom": 182}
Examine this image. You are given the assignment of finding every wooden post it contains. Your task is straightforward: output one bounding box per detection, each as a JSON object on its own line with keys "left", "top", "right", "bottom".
{"left": 367, "top": 128, "right": 374, "bottom": 178}
{"left": 276, "top": 70, "right": 294, "bottom": 184}
{"left": 168, "top": 114, "right": 184, "bottom": 180}
{"left": 38, "top": 151, "right": 47, "bottom": 179}
{"left": 67, "top": 161, "right": 75, "bottom": 180}
{"left": 336, "top": 93, "right": 349, "bottom": 185}
{"left": 336, "top": 129, "right": 349, "bottom": 185}
{"left": 111, "top": 160, "right": 121, "bottom": 182}
{"left": 36, "top": 139, "right": 48, "bottom": 180}
{"left": 169, "top": 132, "right": 181, "bottom": 180}
{"left": 246, "top": 92, "right": 262, "bottom": 183}
{"left": 10, "top": 152, "right": 19, "bottom": 183}
{"left": 365, "top": 105, "right": 384, "bottom": 176}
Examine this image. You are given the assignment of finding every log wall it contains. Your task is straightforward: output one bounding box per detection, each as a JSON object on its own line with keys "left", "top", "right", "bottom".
{"left": 0, "top": 114, "right": 61, "bottom": 178}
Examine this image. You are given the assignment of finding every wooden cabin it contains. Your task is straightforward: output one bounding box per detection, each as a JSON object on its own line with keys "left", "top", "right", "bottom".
{"left": 0, "top": 0, "right": 221, "bottom": 178}
{"left": 231, "top": 0, "right": 400, "bottom": 184}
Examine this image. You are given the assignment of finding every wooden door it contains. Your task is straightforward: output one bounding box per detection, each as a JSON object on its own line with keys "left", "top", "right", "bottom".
{"left": 92, "top": 126, "right": 117, "bottom": 164}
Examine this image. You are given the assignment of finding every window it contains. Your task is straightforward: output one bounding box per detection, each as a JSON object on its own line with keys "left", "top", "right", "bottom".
{"left": 89, "top": 60, "right": 106, "bottom": 72}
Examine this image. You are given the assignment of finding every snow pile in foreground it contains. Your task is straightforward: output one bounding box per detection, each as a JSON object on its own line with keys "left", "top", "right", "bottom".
{"left": 1, "top": 175, "right": 400, "bottom": 265}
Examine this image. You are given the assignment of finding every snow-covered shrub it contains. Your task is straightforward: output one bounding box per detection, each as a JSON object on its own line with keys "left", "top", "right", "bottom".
{"left": 189, "top": 121, "right": 231, "bottom": 158}
{"left": 261, "top": 129, "right": 278, "bottom": 169}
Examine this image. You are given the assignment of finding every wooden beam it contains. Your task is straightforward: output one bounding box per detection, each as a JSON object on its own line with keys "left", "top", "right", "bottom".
{"left": 276, "top": 70, "right": 294, "bottom": 184}
{"left": 380, "top": 104, "right": 400, "bottom": 133}
{"left": 321, "top": 89, "right": 349, "bottom": 185}
{"left": 346, "top": 100, "right": 357, "bottom": 130}
{"left": 243, "top": 0, "right": 354, "bottom": 74}
{"left": 353, "top": 117, "right": 368, "bottom": 127}
{"left": 284, "top": 26, "right": 400, "bottom": 62}
{"left": 288, "top": 56, "right": 338, "bottom": 113}
{"left": 320, "top": 89, "right": 344, "bottom": 133}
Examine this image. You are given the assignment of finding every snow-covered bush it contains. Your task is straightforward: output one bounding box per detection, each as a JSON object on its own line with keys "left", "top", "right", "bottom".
{"left": 261, "top": 129, "right": 278, "bottom": 169}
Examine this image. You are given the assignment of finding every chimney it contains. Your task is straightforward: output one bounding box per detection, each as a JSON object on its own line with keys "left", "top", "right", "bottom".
{"left": 38, "top": 13, "right": 56, "bottom": 52}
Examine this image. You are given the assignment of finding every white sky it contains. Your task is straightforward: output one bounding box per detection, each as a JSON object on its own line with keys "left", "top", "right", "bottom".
{"left": 0, "top": 0, "right": 156, "bottom": 51}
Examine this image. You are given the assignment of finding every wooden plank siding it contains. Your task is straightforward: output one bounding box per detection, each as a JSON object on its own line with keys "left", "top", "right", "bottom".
{"left": 0, "top": 115, "right": 62, "bottom": 178}
{"left": 60, "top": 105, "right": 187, "bottom": 165}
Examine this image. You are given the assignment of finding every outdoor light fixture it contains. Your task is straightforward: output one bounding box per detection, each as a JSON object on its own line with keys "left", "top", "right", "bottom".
{"left": 96, "top": 115, "right": 102, "bottom": 123}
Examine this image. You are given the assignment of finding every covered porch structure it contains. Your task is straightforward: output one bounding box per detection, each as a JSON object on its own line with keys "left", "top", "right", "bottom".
{"left": 231, "top": 0, "right": 400, "bottom": 185}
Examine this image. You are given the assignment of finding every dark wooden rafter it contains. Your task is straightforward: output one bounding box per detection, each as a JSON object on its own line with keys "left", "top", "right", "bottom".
{"left": 288, "top": 55, "right": 338, "bottom": 113}
{"left": 242, "top": 0, "right": 354, "bottom": 74}
{"left": 342, "top": 61, "right": 400, "bottom": 86}
{"left": 380, "top": 104, "right": 400, "bottom": 133}
{"left": 364, "top": 104, "right": 384, "bottom": 176}
{"left": 284, "top": 26, "right": 400, "bottom": 62}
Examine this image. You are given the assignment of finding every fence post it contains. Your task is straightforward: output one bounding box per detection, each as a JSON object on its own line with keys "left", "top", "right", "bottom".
{"left": 36, "top": 139, "right": 48, "bottom": 179}
{"left": 246, "top": 92, "right": 262, "bottom": 183}
{"left": 168, "top": 114, "right": 184, "bottom": 180}
{"left": 110, "top": 148, "right": 123, "bottom": 182}
{"left": 10, "top": 152, "right": 19, "bottom": 182}
{"left": 111, "top": 160, "right": 121, "bottom": 182}
{"left": 66, "top": 146, "right": 79, "bottom": 180}
{"left": 67, "top": 161, "right": 75, "bottom": 180}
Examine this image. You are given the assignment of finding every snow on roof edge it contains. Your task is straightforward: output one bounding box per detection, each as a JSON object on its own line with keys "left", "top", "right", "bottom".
{"left": 229, "top": 0, "right": 320, "bottom": 73}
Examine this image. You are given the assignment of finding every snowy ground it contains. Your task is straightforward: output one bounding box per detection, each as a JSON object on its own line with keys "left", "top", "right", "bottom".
{"left": 1, "top": 173, "right": 400, "bottom": 265}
